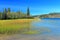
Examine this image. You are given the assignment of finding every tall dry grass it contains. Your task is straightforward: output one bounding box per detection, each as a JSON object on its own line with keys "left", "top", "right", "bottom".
{"left": 0, "top": 19, "right": 33, "bottom": 34}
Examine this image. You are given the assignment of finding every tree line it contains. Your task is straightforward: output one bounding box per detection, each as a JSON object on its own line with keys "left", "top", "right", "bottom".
{"left": 0, "top": 8, "right": 30, "bottom": 20}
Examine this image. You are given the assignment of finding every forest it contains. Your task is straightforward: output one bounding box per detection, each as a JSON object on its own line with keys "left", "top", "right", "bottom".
{"left": 0, "top": 8, "right": 31, "bottom": 19}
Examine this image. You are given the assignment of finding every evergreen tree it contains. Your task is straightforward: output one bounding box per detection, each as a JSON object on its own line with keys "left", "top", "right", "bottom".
{"left": 8, "top": 8, "right": 11, "bottom": 12}
{"left": 3, "top": 8, "right": 7, "bottom": 19}
{"left": 7, "top": 8, "right": 11, "bottom": 19}
{"left": 27, "top": 7, "right": 30, "bottom": 17}
{"left": 0, "top": 12, "right": 2, "bottom": 19}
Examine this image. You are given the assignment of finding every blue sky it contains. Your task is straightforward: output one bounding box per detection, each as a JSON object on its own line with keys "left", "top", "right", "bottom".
{"left": 0, "top": 0, "right": 60, "bottom": 15}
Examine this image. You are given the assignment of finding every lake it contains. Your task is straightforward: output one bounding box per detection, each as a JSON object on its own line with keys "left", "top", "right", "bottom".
{"left": 31, "top": 18, "right": 60, "bottom": 35}
{"left": 1, "top": 18, "right": 60, "bottom": 40}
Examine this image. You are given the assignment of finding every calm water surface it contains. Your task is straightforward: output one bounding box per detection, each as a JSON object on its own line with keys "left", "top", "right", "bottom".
{"left": 31, "top": 18, "right": 60, "bottom": 36}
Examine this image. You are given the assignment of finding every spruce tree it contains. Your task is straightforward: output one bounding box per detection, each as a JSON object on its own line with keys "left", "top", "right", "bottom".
{"left": 27, "top": 8, "right": 30, "bottom": 17}
{"left": 3, "top": 8, "right": 7, "bottom": 19}
{"left": 7, "top": 8, "right": 11, "bottom": 19}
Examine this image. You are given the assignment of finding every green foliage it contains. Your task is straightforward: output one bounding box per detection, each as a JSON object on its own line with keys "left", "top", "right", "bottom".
{"left": 3, "top": 8, "right": 8, "bottom": 19}
{"left": 0, "top": 8, "right": 33, "bottom": 19}
{"left": 8, "top": 8, "right": 11, "bottom": 12}
{"left": 0, "top": 12, "right": 2, "bottom": 19}
{"left": 0, "top": 8, "right": 28, "bottom": 19}
{"left": 27, "top": 8, "right": 30, "bottom": 17}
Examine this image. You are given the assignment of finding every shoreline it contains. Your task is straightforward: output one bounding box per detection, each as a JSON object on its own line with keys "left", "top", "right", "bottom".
{"left": 0, "top": 18, "right": 41, "bottom": 22}
{"left": 0, "top": 18, "right": 41, "bottom": 37}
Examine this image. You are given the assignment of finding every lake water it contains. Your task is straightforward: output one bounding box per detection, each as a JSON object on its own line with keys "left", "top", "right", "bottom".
{"left": 31, "top": 18, "right": 60, "bottom": 35}
{"left": 1, "top": 18, "right": 60, "bottom": 40}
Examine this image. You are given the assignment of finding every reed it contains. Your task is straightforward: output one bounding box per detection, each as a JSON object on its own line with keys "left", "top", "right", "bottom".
{"left": 0, "top": 19, "right": 34, "bottom": 34}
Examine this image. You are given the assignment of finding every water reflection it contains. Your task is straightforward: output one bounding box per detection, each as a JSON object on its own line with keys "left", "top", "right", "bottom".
{"left": 31, "top": 18, "right": 60, "bottom": 35}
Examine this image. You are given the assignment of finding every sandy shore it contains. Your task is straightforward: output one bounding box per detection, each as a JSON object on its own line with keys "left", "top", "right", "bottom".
{"left": 0, "top": 34, "right": 60, "bottom": 40}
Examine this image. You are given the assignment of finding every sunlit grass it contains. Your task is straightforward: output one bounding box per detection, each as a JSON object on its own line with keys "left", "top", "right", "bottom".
{"left": 23, "top": 30, "right": 39, "bottom": 34}
{"left": 0, "top": 19, "right": 34, "bottom": 35}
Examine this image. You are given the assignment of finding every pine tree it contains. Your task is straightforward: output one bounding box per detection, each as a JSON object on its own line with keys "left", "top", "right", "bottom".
{"left": 8, "top": 8, "right": 10, "bottom": 12}
{"left": 7, "top": 8, "right": 11, "bottom": 19}
{"left": 27, "top": 7, "right": 30, "bottom": 17}
{"left": 3, "top": 8, "right": 7, "bottom": 19}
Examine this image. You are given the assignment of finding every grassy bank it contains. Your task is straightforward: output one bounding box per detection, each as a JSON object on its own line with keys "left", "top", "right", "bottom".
{"left": 0, "top": 19, "right": 35, "bottom": 35}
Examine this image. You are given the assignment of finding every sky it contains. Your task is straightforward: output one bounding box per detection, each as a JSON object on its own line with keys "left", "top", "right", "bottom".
{"left": 0, "top": 0, "right": 60, "bottom": 15}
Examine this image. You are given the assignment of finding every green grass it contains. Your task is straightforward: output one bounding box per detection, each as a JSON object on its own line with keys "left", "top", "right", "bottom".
{"left": 0, "top": 19, "right": 33, "bottom": 35}
{"left": 23, "top": 30, "right": 39, "bottom": 34}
